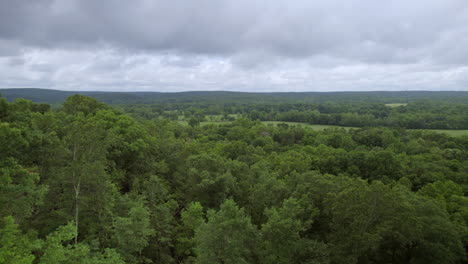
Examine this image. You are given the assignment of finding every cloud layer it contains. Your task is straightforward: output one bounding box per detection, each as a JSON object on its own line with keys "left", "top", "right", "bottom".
{"left": 1, "top": 0, "right": 467, "bottom": 91}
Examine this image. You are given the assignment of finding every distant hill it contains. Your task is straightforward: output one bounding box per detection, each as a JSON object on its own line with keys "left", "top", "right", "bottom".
{"left": 1, "top": 88, "right": 468, "bottom": 105}
{"left": 0, "top": 88, "right": 149, "bottom": 105}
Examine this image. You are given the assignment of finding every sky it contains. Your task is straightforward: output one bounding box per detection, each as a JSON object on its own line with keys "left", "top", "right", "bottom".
{"left": 0, "top": 0, "right": 468, "bottom": 92}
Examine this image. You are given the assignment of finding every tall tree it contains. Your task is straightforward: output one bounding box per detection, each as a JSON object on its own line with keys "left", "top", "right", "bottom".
{"left": 63, "top": 115, "right": 111, "bottom": 244}
{"left": 37, "top": 113, "right": 117, "bottom": 243}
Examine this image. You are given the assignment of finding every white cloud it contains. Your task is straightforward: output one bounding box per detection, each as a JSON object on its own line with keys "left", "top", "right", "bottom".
{"left": 0, "top": 0, "right": 467, "bottom": 91}
{"left": 1, "top": 48, "right": 466, "bottom": 92}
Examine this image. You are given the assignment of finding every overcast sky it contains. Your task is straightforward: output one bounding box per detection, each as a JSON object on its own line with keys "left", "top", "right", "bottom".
{"left": 0, "top": 0, "right": 468, "bottom": 92}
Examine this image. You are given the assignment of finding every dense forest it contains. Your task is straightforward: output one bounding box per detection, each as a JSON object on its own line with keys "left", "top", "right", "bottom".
{"left": 0, "top": 93, "right": 467, "bottom": 263}
{"left": 122, "top": 99, "right": 468, "bottom": 129}
{"left": 3, "top": 89, "right": 468, "bottom": 129}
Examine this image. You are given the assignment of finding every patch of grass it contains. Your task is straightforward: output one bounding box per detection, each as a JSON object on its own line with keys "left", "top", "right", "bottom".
{"left": 177, "top": 120, "right": 468, "bottom": 137}
{"left": 201, "top": 121, "right": 232, "bottom": 126}
{"left": 176, "top": 114, "right": 239, "bottom": 122}
{"left": 204, "top": 114, "right": 239, "bottom": 122}
{"left": 425, "top": 129, "right": 468, "bottom": 137}
{"left": 176, "top": 120, "right": 233, "bottom": 126}
{"left": 262, "top": 121, "right": 356, "bottom": 130}
{"left": 385, "top": 103, "right": 407, "bottom": 107}
{"left": 262, "top": 122, "right": 468, "bottom": 136}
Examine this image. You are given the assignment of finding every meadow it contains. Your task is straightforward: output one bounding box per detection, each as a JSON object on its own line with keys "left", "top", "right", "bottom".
{"left": 177, "top": 119, "right": 468, "bottom": 137}
{"left": 384, "top": 103, "right": 408, "bottom": 107}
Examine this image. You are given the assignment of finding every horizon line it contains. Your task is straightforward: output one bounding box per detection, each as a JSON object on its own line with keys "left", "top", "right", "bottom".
{"left": 1, "top": 87, "right": 468, "bottom": 94}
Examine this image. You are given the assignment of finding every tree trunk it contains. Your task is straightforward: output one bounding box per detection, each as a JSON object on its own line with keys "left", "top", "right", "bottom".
{"left": 74, "top": 180, "right": 80, "bottom": 245}
{"left": 72, "top": 143, "right": 80, "bottom": 245}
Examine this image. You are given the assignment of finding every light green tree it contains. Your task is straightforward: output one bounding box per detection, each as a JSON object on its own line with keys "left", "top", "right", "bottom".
{"left": 177, "top": 202, "right": 205, "bottom": 262}
{"left": 260, "top": 198, "right": 327, "bottom": 264}
{"left": 0, "top": 159, "right": 46, "bottom": 223}
{"left": 0, "top": 216, "right": 38, "bottom": 264}
{"left": 112, "top": 195, "right": 155, "bottom": 262}
{"left": 195, "top": 199, "right": 258, "bottom": 264}
{"left": 40, "top": 222, "right": 125, "bottom": 264}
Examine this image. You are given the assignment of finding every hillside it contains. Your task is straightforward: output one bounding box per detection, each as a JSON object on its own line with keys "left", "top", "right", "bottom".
{"left": 2, "top": 88, "right": 468, "bottom": 105}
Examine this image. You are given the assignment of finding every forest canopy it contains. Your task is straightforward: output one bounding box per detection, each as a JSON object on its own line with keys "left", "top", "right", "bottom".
{"left": 0, "top": 93, "right": 467, "bottom": 264}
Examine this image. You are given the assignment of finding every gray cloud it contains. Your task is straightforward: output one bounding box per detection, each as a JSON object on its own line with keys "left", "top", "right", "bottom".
{"left": 0, "top": 0, "right": 467, "bottom": 91}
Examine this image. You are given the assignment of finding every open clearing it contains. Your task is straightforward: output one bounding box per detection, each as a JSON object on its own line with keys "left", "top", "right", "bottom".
{"left": 262, "top": 121, "right": 357, "bottom": 130}
{"left": 178, "top": 120, "right": 468, "bottom": 137}
{"left": 428, "top": 129, "right": 468, "bottom": 137}
{"left": 263, "top": 121, "right": 468, "bottom": 136}
{"left": 385, "top": 103, "right": 407, "bottom": 107}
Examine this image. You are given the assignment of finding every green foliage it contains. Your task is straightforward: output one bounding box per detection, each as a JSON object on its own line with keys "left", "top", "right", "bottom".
{"left": 40, "top": 222, "right": 125, "bottom": 264}
{"left": 418, "top": 181, "right": 468, "bottom": 244}
{"left": 195, "top": 200, "right": 258, "bottom": 264}
{"left": 0, "top": 97, "right": 8, "bottom": 119}
{"left": 0, "top": 93, "right": 466, "bottom": 263}
{"left": 188, "top": 117, "right": 201, "bottom": 127}
{"left": 177, "top": 202, "right": 205, "bottom": 261}
{"left": 62, "top": 94, "right": 109, "bottom": 116}
{"left": 112, "top": 195, "right": 155, "bottom": 261}
{"left": 177, "top": 153, "right": 236, "bottom": 208}
{"left": 0, "top": 216, "right": 37, "bottom": 264}
{"left": 0, "top": 159, "right": 46, "bottom": 223}
{"left": 38, "top": 113, "right": 117, "bottom": 243}
{"left": 39, "top": 222, "right": 82, "bottom": 264}
{"left": 0, "top": 122, "right": 29, "bottom": 160}
{"left": 327, "top": 181, "right": 465, "bottom": 263}
{"left": 260, "top": 198, "right": 327, "bottom": 264}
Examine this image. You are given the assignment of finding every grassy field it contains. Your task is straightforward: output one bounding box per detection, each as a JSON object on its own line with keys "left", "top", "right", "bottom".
{"left": 176, "top": 114, "right": 239, "bottom": 122}
{"left": 179, "top": 120, "right": 357, "bottom": 130}
{"left": 177, "top": 120, "right": 468, "bottom": 137}
{"left": 262, "top": 121, "right": 357, "bottom": 130}
{"left": 263, "top": 121, "right": 468, "bottom": 136}
{"left": 177, "top": 120, "right": 231, "bottom": 126}
{"left": 385, "top": 103, "right": 407, "bottom": 107}
{"left": 205, "top": 114, "right": 240, "bottom": 121}
{"left": 427, "top": 129, "right": 468, "bottom": 137}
